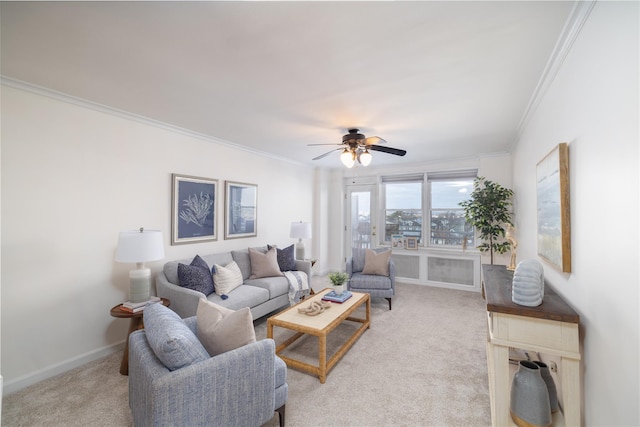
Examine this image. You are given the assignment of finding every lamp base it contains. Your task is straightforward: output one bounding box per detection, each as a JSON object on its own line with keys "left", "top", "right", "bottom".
{"left": 129, "top": 268, "right": 151, "bottom": 303}
{"left": 295, "top": 241, "right": 305, "bottom": 260}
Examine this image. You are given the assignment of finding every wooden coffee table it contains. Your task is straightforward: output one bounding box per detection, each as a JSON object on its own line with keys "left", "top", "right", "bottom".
{"left": 267, "top": 288, "right": 370, "bottom": 383}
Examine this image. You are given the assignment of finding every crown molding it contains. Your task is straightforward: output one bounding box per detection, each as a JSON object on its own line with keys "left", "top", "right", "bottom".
{"left": 512, "top": 1, "right": 597, "bottom": 147}
{"left": 1, "top": 76, "right": 308, "bottom": 167}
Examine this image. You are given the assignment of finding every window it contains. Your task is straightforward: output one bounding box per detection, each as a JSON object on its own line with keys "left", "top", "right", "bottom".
{"left": 383, "top": 175, "right": 423, "bottom": 245}
{"left": 429, "top": 172, "right": 476, "bottom": 247}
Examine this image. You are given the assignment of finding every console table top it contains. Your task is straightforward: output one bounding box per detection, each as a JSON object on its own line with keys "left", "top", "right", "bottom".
{"left": 483, "top": 264, "right": 579, "bottom": 323}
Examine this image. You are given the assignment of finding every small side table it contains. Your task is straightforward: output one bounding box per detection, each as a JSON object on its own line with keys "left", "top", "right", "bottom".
{"left": 110, "top": 298, "right": 170, "bottom": 375}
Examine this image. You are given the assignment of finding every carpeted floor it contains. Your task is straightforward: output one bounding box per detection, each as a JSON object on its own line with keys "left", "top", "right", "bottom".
{"left": 3, "top": 281, "right": 491, "bottom": 426}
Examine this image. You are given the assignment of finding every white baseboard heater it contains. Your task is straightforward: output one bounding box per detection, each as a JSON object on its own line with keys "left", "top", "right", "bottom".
{"left": 392, "top": 250, "right": 481, "bottom": 292}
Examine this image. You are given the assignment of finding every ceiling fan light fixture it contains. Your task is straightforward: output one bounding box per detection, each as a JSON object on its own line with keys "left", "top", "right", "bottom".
{"left": 359, "top": 149, "right": 372, "bottom": 167}
{"left": 341, "top": 149, "right": 355, "bottom": 168}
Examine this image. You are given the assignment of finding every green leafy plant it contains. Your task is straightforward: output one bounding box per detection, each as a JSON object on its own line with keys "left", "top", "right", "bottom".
{"left": 459, "top": 177, "right": 514, "bottom": 264}
{"left": 328, "top": 271, "right": 349, "bottom": 286}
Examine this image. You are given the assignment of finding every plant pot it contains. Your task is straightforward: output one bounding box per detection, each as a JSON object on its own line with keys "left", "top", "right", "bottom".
{"left": 510, "top": 360, "right": 551, "bottom": 427}
{"left": 333, "top": 285, "right": 345, "bottom": 295}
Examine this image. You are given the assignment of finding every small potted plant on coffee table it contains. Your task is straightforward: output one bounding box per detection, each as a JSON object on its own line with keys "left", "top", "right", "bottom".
{"left": 328, "top": 271, "right": 349, "bottom": 295}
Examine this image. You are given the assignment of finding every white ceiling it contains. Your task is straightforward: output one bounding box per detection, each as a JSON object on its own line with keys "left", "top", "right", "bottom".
{"left": 1, "top": 1, "right": 577, "bottom": 169}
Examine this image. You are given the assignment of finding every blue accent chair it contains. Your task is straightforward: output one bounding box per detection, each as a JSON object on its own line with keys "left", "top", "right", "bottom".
{"left": 128, "top": 315, "right": 287, "bottom": 427}
{"left": 346, "top": 247, "right": 396, "bottom": 310}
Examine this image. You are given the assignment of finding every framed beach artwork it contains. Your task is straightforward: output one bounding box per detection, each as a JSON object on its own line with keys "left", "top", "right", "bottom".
{"left": 225, "top": 181, "right": 257, "bottom": 239}
{"left": 391, "top": 234, "right": 404, "bottom": 248}
{"left": 171, "top": 174, "right": 217, "bottom": 245}
{"left": 536, "top": 143, "right": 571, "bottom": 272}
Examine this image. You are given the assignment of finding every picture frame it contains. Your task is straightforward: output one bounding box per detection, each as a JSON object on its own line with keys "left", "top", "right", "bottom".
{"left": 171, "top": 174, "right": 217, "bottom": 245}
{"left": 391, "top": 234, "right": 404, "bottom": 248}
{"left": 405, "top": 236, "right": 418, "bottom": 250}
{"left": 225, "top": 181, "right": 257, "bottom": 239}
{"left": 536, "top": 143, "right": 571, "bottom": 272}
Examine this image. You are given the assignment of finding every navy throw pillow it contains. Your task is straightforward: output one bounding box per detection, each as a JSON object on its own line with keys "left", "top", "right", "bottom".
{"left": 268, "top": 244, "right": 297, "bottom": 271}
{"left": 177, "top": 255, "right": 215, "bottom": 295}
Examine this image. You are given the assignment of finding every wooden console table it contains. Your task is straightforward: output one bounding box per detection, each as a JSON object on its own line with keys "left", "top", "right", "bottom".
{"left": 483, "top": 265, "right": 581, "bottom": 426}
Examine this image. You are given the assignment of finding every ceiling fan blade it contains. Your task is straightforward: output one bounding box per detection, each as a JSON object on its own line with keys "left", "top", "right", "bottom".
{"left": 369, "top": 145, "right": 407, "bottom": 156}
{"left": 363, "top": 136, "right": 387, "bottom": 145}
{"left": 312, "top": 148, "right": 343, "bottom": 160}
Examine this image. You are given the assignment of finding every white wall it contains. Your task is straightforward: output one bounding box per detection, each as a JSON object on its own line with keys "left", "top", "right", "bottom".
{"left": 0, "top": 85, "right": 315, "bottom": 392}
{"left": 511, "top": 2, "right": 639, "bottom": 425}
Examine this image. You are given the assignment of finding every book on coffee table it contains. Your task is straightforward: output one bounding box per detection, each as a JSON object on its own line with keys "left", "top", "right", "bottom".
{"left": 322, "top": 290, "right": 353, "bottom": 303}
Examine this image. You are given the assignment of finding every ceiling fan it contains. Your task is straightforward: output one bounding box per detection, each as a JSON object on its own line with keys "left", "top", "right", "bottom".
{"left": 309, "top": 128, "right": 407, "bottom": 168}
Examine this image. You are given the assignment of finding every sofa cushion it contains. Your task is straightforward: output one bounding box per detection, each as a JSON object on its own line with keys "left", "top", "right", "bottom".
{"left": 268, "top": 244, "right": 297, "bottom": 271}
{"left": 249, "top": 247, "right": 283, "bottom": 279}
{"left": 143, "top": 303, "right": 210, "bottom": 371}
{"left": 213, "top": 261, "right": 243, "bottom": 296}
{"left": 349, "top": 271, "right": 393, "bottom": 290}
{"left": 362, "top": 248, "right": 391, "bottom": 276}
{"left": 177, "top": 255, "right": 215, "bottom": 295}
{"left": 244, "top": 276, "right": 290, "bottom": 299}
{"left": 196, "top": 299, "right": 256, "bottom": 356}
{"left": 206, "top": 284, "right": 270, "bottom": 311}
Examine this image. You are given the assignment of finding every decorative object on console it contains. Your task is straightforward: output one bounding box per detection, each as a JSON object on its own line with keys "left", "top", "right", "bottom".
{"left": 536, "top": 142, "right": 571, "bottom": 273}
{"left": 510, "top": 360, "right": 552, "bottom": 427}
{"left": 405, "top": 236, "right": 418, "bottom": 250}
{"left": 115, "top": 228, "right": 164, "bottom": 303}
{"left": 511, "top": 259, "right": 545, "bottom": 307}
{"left": 459, "top": 176, "right": 514, "bottom": 264}
{"left": 290, "top": 221, "right": 312, "bottom": 260}
{"left": 506, "top": 224, "right": 518, "bottom": 271}
{"left": 533, "top": 361, "right": 559, "bottom": 413}
{"left": 225, "top": 181, "right": 257, "bottom": 239}
{"left": 171, "top": 174, "right": 217, "bottom": 245}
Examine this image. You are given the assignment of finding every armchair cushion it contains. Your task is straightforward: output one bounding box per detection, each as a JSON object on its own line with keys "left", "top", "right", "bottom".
{"left": 177, "top": 255, "right": 215, "bottom": 295}
{"left": 143, "top": 303, "right": 209, "bottom": 371}
{"left": 196, "top": 299, "right": 256, "bottom": 356}
{"left": 362, "top": 248, "right": 392, "bottom": 276}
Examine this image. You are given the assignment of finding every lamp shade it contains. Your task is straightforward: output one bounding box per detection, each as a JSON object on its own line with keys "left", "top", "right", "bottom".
{"left": 115, "top": 228, "right": 165, "bottom": 263}
{"left": 290, "top": 222, "right": 312, "bottom": 239}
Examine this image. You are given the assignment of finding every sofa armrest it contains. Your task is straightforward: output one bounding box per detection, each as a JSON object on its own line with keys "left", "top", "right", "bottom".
{"left": 389, "top": 259, "right": 396, "bottom": 289}
{"left": 129, "top": 331, "right": 277, "bottom": 427}
{"left": 156, "top": 272, "right": 205, "bottom": 318}
{"left": 294, "top": 259, "right": 312, "bottom": 278}
{"left": 346, "top": 257, "right": 354, "bottom": 277}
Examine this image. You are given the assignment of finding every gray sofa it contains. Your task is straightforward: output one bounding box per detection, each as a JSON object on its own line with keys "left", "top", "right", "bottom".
{"left": 156, "top": 247, "right": 311, "bottom": 319}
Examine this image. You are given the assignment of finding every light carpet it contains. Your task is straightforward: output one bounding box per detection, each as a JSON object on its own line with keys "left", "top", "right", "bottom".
{"left": 3, "top": 281, "right": 491, "bottom": 426}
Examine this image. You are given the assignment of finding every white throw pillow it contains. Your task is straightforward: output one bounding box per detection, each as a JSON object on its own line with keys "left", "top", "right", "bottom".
{"left": 213, "top": 261, "right": 243, "bottom": 296}
{"left": 196, "top": 299, "right": 256, "bottom": 356}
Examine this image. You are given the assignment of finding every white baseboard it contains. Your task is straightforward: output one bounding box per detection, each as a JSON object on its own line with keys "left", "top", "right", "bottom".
{"left": 3, "top": 342, "right": 124, "bottom": 395}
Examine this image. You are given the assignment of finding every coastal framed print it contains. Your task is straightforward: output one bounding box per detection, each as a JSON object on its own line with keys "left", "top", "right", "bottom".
{"left": 225, "top": 181, "right": 257, "bottom": 239}
{"left": 406, "top": 236, "right": 418, "bottom": 250}
{"left": 536, "top": 143, "right": 571, "bottom": 272}
{"left": 171, "top": 174, "right": 217, "bottom": 245}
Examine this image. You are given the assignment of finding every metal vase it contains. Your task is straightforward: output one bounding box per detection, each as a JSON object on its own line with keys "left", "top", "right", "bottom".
{"left": 534, "top": 361, "right": 559, "bottom": 413}
{"left": 510, "top": 360, "right": 552, "bottom": 427}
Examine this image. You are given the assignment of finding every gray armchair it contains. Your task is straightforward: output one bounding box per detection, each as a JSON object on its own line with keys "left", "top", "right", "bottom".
{"left": 129, "top": 316, "right": 287, "bottom": 427}
{"left": 346, "top": 247, "right": 396, "bottom": 310}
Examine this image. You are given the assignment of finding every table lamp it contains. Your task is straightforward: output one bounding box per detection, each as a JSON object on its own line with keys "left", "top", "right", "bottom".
{"left": 290, "top": 221, "right": 312, "bottom": 260}
{"left": 115, "top": 227, "right": 164, "bottom": 303}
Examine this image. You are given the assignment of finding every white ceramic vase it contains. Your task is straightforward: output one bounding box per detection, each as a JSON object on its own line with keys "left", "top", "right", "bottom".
{"left": 512, "top": 259, "right": 544, "bottom": 307}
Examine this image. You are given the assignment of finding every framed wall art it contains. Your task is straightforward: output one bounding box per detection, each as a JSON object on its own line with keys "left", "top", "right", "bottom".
{"left": 171, "top": 174, "right": 218, "bottom": 245}
{"left": 405, "top": 236, "right": 418, "bottom": 250}
{"left": 225, "top": 181, "right": 257, "bottom": 239}
{"left": 391, "top": 234, "right": 404, "bottom": 248}
{"left": 536, "top": 143, "right": 571, "bottom": 272}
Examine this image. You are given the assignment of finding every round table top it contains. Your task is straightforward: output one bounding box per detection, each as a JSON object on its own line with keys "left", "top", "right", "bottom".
{"left": 110, "top": 298, "right": 170, "bottom": 318}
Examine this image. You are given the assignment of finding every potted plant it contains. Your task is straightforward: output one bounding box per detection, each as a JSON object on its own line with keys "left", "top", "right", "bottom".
{"left": 459, "top": 176, "right": 514, "bottom": 264}
{"left": 328, "top": 271, "right": 349, "bottom": 295}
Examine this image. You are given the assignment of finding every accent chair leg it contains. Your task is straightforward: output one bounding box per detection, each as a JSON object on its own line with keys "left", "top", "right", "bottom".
{"left": 276, "top": 404, "right": 286, "bottom": 427}
{"left": 385, "top": 297, "right": 392, "bottom": 310}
